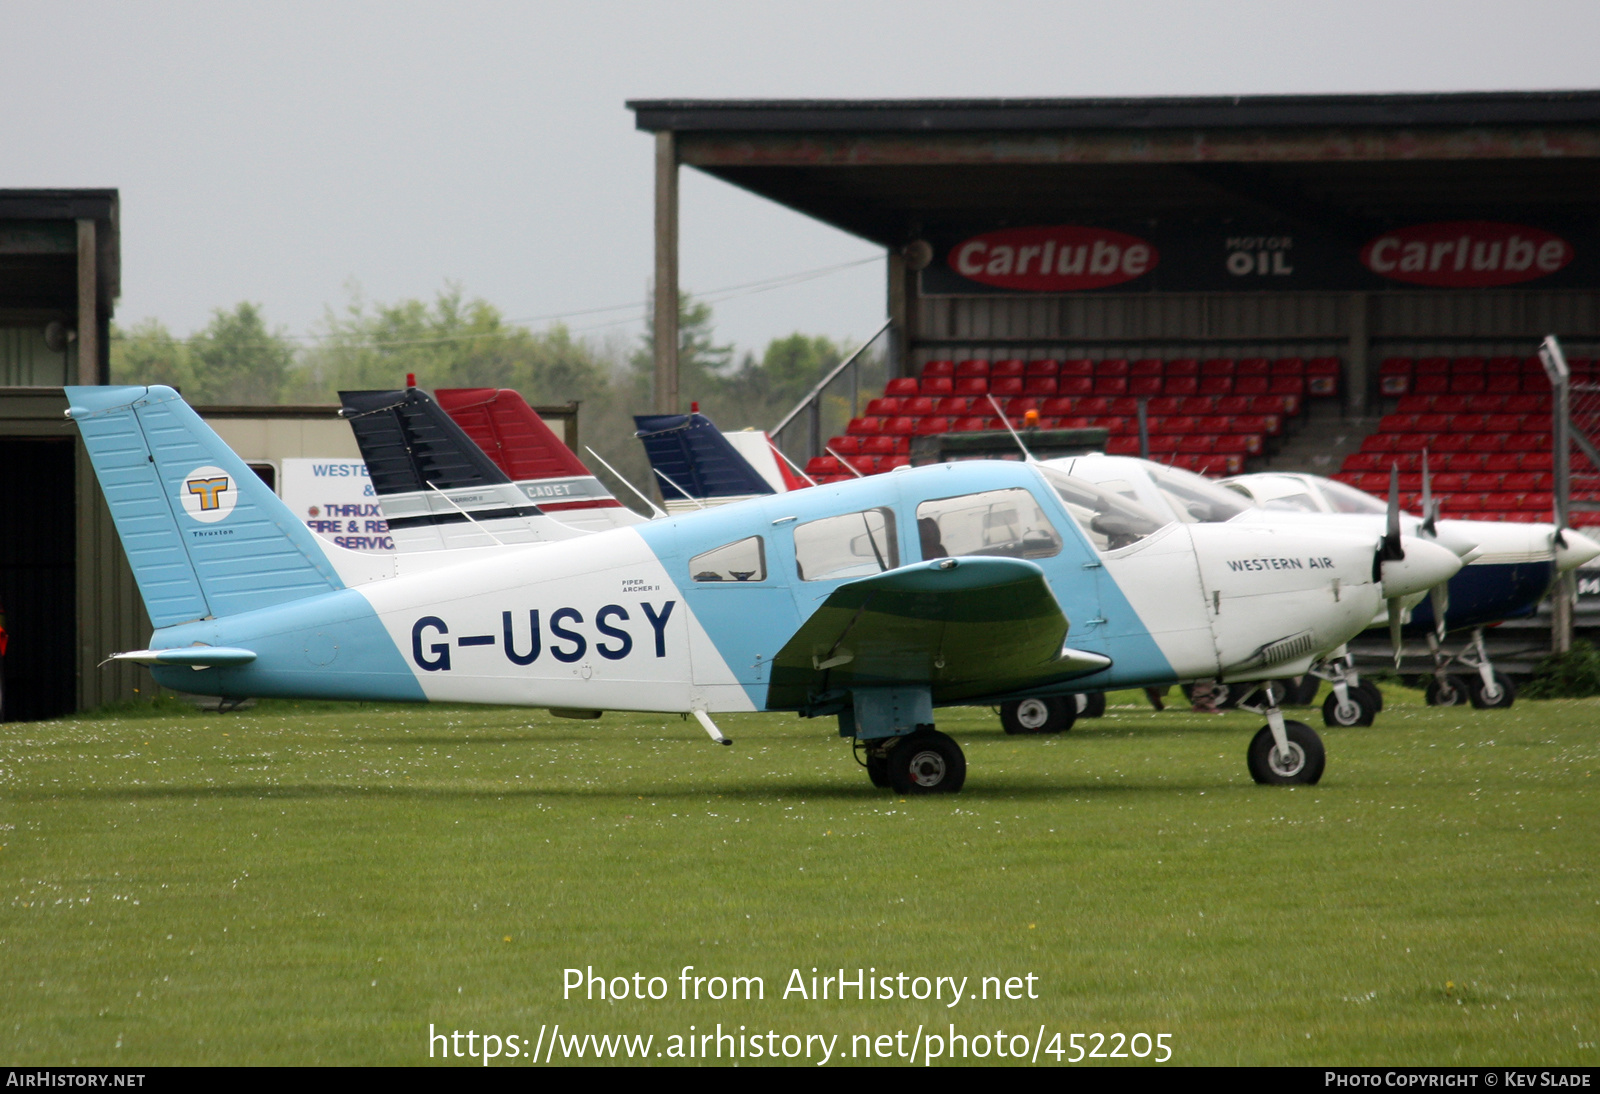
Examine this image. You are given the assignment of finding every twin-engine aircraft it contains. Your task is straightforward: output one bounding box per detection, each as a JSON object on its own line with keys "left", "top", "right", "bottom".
{"left": 72, "top": 385, "right": 1460, "bottom": 792}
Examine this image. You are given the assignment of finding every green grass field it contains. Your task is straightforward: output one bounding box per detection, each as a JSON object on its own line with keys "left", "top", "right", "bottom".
{"left": 1, "top": 685, "right": 1597, "bottom": 1066}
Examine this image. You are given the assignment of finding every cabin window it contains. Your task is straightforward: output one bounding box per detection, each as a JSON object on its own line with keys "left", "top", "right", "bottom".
{"left": 1037, "top": 466, "right": 1167, "bottom": 552}
{"left": 793, "top": 507, "right": 898, "bottom": 581}
{"left": 916, "top": 488, "right": 1062, "bottom": 561}
{"left": 1145, "top": 463, "right": 1254, "bottom": 523}
{"left": 690, "top": 536, "right": 767, "bottom": 582}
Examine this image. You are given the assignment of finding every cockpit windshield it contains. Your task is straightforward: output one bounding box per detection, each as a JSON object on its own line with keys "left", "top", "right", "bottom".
{"left": 1314, "top": 477, "right": 1389, "bottom": 515}
{"left": 1036, "top": 466, "right": 1169, "bottom": 551}
{"left": 1144, "top": 463, "right": 1255, "bottom": 523}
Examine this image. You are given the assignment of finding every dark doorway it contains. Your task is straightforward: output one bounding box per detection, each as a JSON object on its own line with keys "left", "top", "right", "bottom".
{"left": 0, "top": 439, "right": 76, "bottom": 721}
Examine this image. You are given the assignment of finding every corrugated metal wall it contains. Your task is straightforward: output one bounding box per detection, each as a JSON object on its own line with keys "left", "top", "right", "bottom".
{"left": 0, "top": 326, "right": 74, "bottom": 386}
{"left": 74, "top": 434, "right": 158, "bottom": 710}
{"left": 909, "top": 288, "right": 1600, "bottom": 366}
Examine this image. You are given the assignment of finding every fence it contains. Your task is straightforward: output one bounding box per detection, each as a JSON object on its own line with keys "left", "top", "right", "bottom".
{"left": 769, "top": 320, "right": 892, "bottom": 470}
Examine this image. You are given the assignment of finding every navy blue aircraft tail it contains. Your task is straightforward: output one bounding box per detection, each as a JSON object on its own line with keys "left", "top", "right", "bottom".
{"left": 633, "top": 412, "right": 783, "bottom": 512}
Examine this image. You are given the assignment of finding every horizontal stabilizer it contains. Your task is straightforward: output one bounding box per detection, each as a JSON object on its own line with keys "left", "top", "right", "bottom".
{"left": 767, "top": 556, "right": 1102, "bottom": 709}
{"left": 111, "top": 647, "right": 258, "bottom": 667}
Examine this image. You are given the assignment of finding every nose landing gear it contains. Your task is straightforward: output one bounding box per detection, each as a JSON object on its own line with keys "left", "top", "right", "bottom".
{"left": 1240, "top": 681, "right": 1327, "bottom": 785}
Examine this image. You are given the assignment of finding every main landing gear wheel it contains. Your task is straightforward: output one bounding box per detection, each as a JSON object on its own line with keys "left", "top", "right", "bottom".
{"left": 1425, "top": 675, "right": 1469, "bottom": 707}
{"left": 1356, "top": 678, "right": 1384, "bottom": 713}
{"left": 1247, "top": 720, "right": 1325, "bottom": 785}
{"left": 1279, "top": 676, "right": 1321, "bottom": 707}
{"left": 865, "top": 752, "right": 892, "bottom": 789}
{"left": 1321, "top": 686, "right": 1377, "bottom": 727}
{"left": 887, "top": 729, "right": 966, "bottom": 795}
{"left": 1468, "top": 671, "right": 1517, "bottom": 709}
{"left": 1000, "top": 697, "right": 1075, "bottom": 735}
{"left": 1076, "top": 692, "right": 1107, "bottom": 718}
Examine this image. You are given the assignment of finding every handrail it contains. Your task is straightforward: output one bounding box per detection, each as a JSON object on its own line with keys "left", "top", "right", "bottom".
{"left": 770, "top": 318, "right": 892, "bottom": 436}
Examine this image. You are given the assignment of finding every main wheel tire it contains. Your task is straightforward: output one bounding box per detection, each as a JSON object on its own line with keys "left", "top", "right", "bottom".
{"left": 1000, "top": 696, "right": 1075, "bottom": 735}
{"left": 1247, "top": 720, "right": 1326, "bottom": 785}
{"left": 1280, "top": 675, "right": 1321, "bottom": 707}
{"left": 1355, "top": 678, "right": 1384, "bottom": 713}
{"left": 865, "top": 752, "right": 892, "bottom": 788}
{"left": 1077, "top": 692, "right": 1107, "bottom": 718}
{"left": 886, "top": 729, "right": 967, "bottom": 794}
{"left": 1467, "top": 671, "right": 1517, "bottom": 709}
{"left": 1425, "top": 675, "right": 1470, "bottom": 707}
{"left": 1321, "top": 687, "right": 1376, "bottom": 727}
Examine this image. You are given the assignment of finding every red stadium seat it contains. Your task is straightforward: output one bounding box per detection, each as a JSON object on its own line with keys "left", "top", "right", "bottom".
{"left": 1453, "top": 355, "right": 1486, "bottom": 373}
{"left": 1096, "top": 358, "right": 1130, "bottom": 377}
{"left": 828, "top": 435, "right": 860, "bottom": 455}
{"left": 1344, "top": 452, "right": 1385, "bottom": 471}
{"left": 1414, "top": 375, "right": 1450, "bottom": 395}
{"left": 1107, "top": 397, "right": 1141, "bottom": 415}
{"left": 1270, "top": 375, "right": 1307, "bottom": 396}
{"left": 1061, "top": 358, "right": 1094, "bottom": 377}
{"left": 954, "top": 377, "right": 989, "bottom": 395}
{"left": 1131, "top": 357, "right": 1163, "bottom": 376}
{"left": 1198, "top": 375, "right": 1233, "bottom": 395}
{"left": 806, "top": 456, "right": 843, "bottom": 476}
{"left": 1163, "top": 376, "right": 1200, "bottom": 395}
{"left": 1379, "top": 357, "right": 1414, "bottom": 396}
{"left": 860, "top": 435, "right": 900, "bottom": 456}
{"left": 1200, "top": 357, "right": 1235, "bottom": 376}
{"left": 1147, "top": 397, "right": 1182, "bottom": 414}
{"left": 992, "top": 358, "right": 1025, "bottom": 378}
{"left": 1077, "top": 398, "right": 1112, "bottom": 415}
{"left": 1450, "top": 374, "right": 1487, "bottom": 394}
{"left": 990, "top": 377, "right": 1024, "bottom": 396}
{"left": 920, "top": 377, "right": 954, "bottom": 395}
{"left": 1130, "top": 375, "right": 1162, "bottom": 395}
{"left": 1106, "top": 436, "right": 1140, "bottom": 455}
{"left": 1040, "top": 397, "right": 1076, "bottom": 416}
{"left": 935, "top": 396, "right": 976, "bottom": 415}
{"left": 1272, "top": 356, "right": 1306, "bottom": 375}
{"left": 1178, "top": 396, "right": 1217, "bottom": 415}
{"left": 903, "top": 396, "right": 938, "bottom": 416}
{"left": 913, "top": 416, "right": 951, "bottom": 435}
{"left": 920, "top": 360, "right": 954, "bottom": 378}
{"left": 956, "top": 359, "right": 990, "bottom": 377}
{"left": 1026, "top": 359, "right": 1060, "bottom": 377}
{"left": 1094, "top": 378, "right": 1129, "bottom": 396}
{"left": 865, "top": 397, "right": 902, "bottom": 416}
{"left": 1486, "top": 373, "right": 1520, "bottom": 393}
{"left": 1023, "top": 376, "right": 1058, "bottom": 395}
{"left": 951, "top": 417, "right": 988, "bottom": 432}
{"left": 1238, "top": 356, "right": 1270, "bottom": 376}
{"left": 885, "top": 377, "right": 920, "bottom": 396}
{"left": 1416, "top": 356, "right": 1450, "bottom": 375}
{"left": 1306, "top": 357, "right": 1339, "bottom": 395}
{"left": 847, "top": 417, "right": 883, "bottom": 434}
{"left": 1058, "top": 376, "right": 1094, "bottom": 396}
{"left": 1233, "top": 376, "right": 1270, "bottom": 396}
{"left": 1165, "top": 358, "right": 1200, "bottom": 377}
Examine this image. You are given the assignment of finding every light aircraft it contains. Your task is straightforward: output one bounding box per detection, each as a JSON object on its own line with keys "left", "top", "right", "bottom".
{"left": 73, "top": 384, "right": 1463, "bottom": 792}
{"left": 1221, "top": 470, "right": 1600, "bottom": 708}
{"left": 629, "top": 413, "right": 1465, "bottom": 731}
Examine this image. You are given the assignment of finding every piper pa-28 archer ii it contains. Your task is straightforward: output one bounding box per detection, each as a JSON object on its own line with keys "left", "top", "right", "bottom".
{"left": 69, "top": 384, "right": 1461, "bottom": 793}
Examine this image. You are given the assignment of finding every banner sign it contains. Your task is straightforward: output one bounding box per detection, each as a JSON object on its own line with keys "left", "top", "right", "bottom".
{"left": 921, "top": 220, "right": 1592, "bottom": 295}
{"left": 279, "top": 458, "right": 394, "bottom": 554}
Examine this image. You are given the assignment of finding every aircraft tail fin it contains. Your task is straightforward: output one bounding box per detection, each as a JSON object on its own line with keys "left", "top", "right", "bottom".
{"left": 66, "top": 385, "right": 345, "bottom": 627}
{"left": 338, "top": 387, "right": 588, "bottom": 550}
{"left": 435, "top": 387, "right": 644, "bottom": 530}
{"left": 633, "top": 411, "right": 778, "bottom": 513}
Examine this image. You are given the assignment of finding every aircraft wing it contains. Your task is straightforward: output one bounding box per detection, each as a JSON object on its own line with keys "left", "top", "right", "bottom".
{"left": 766, "top": 556, "right": 1109, "bottom": 710}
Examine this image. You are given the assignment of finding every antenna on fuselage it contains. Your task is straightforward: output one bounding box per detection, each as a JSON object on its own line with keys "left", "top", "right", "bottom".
{"left": 985, "top": 393, "right": 1040, "bottom": 464}
{"left": 423, "top": 480, "right": 510, "bottom": 547}
{"left": 584, "top": 446, "right": 668, "bottom": 519}
{"left": 766, "top": 438, "right": 819, "bottom": 487}
{"left": 651, "top": 467, "right": 708, "bottom": 510}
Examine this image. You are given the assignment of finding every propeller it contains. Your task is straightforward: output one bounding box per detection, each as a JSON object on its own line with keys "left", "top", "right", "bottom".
{"left": 1383, "top": 465, "right": 1407, "bottom": 666}
{"left": 1419, "top": 449, "right": 1438, "bottom": 537}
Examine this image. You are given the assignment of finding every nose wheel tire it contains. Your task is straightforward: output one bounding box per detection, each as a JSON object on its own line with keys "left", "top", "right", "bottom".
{"left": 1247, "top": 721, "right": 1325, "bottom": 785}
{"left": 1425, "top": 675, "right": 1469, "bottom": 707}
{"left": 1356, "top": 678, "right": 1384, "bottom": 713}
{"left": 887, "top": 729, "right": 967, "bottom": 794}
{"left": 1467, "top": 671, "right": 1517, "bottom": 709}
{"left": 1000, "top": 696, "right": 1076, "bottom": 735}
{"left": 1322, "top": 686, "right": 1377, "bottom": 727}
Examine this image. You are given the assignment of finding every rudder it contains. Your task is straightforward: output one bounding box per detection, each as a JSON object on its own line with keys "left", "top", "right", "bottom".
{"left": 68, "top": 385, "right": 344, "bottom": 626}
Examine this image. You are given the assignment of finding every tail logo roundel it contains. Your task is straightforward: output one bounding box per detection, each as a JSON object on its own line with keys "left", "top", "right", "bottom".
{"left": 181, "top": 465, "right": 237, "bottom": 523}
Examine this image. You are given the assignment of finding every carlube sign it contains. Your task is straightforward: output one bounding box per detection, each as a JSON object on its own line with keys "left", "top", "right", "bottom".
{"left": 1361, "top": 221, "right": 1573, "bottom": 288}
{"left": 948, "top": 226, "right": 1158, "bottom": 291}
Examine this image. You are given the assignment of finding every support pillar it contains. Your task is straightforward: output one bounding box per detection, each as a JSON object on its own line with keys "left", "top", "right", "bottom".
{"left": 652, "top": 131, "right": 679, "bottom": 415}
{"left": 886, "top": 250, "right": 910, "bottom": 378}
{"left": 76, "top": 218, "right": 98, "bottom": 385}
{"left": 1345, "top": 291, "right": 1369, "bottom": 419}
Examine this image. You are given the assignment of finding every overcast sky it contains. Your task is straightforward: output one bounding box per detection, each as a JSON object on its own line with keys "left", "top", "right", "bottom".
{"left": 5, "top": 0, "right": 1600, "bottom": 359}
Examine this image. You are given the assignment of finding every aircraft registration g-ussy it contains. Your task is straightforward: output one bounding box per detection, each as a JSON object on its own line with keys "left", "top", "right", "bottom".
{"left": 69, "top": 385, "right": 1459, "bottom": 793}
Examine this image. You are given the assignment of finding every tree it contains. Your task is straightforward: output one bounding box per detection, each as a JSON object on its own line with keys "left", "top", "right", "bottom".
{"left": 289, "top": 285, "right": 612, "bottom": 406}
{"left": 630, "top": 290, "right": 736, "bottom": 406}
{"left": 110, "top": 318, "right": 195, "bottom": 391}
{"left": 189, "top": 303, "right": 295, "bottom": 404}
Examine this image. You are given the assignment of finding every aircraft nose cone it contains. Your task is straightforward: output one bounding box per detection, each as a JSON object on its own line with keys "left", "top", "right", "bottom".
{"left": 1426, "top": 523, "right": 1480, "bottom": 559}
{"left": 1556, "top": 528, "right": 1600, "bottom": 572}
{"left": 1381, "top": 536, "right": 1464, "bottom": 599}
